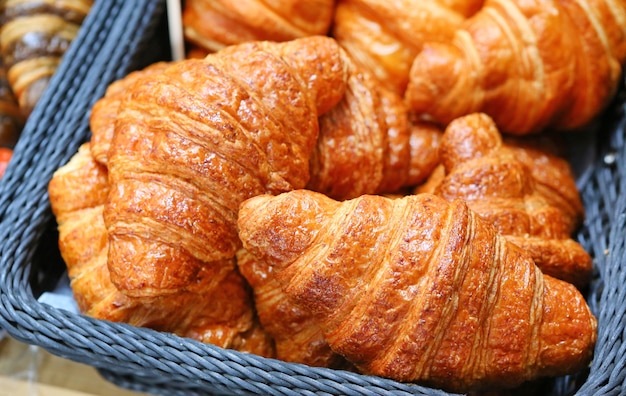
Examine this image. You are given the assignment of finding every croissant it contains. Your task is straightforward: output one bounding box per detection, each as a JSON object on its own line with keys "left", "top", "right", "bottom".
{"left": 48, "top": 143, "right": 275, "bottom": 356}
{"left": 103, "top": 36, "right": 349, "bottom": 298}
{"left": 0, "top": 57, "right": 23, "bottom": 147}
{"left": 405, "top": 0, "right": 626, "bottom": 134}
{"left": 417, "top": 113, "right": 591, "bottom": 287}
{"left": 182, "top": 0, "right": 336, "bottom": 53}
{"left": 332, "top": 0, "right": 483, "bottom": 94}
{"left": 307, "top": 60, "right": 442, "bottom": 200}
{"left": 0, "top": 0, "right": 93, "bottom": 117}
{"left": 237, "top": 189, "right": 597, "bottom": 393}
{"left": 420, "top": 138, "right": 584, "bottom": 231}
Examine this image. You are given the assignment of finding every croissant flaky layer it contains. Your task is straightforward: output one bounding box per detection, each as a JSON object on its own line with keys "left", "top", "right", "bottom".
{"left": 418, "top": 113, "right": 592, "bottom": 287}
{"left": 405, "top": 0, "right": 626, "bottom": 134}
{"left": 236, "top": 248, "right": 351, "bottom": 368}
{"left": 332, "top": 0, "right": 468, "bottom": 95}
{"left": 103, "top": 36, "right": 350, "bottom": 298}
{"left": 89, "top": 61, "right": 173, "bottom": 166}
{"left": 307, "top": 60, "right": 441, "bottom": 200}
{"left": 237, "top": 190, "right": 597, "bottom": 392}
{"left": 182, "top": 0, "right": 335, "bottom": 53}
{"left": 48, "top": 143, "right": 275, "bottom": 356}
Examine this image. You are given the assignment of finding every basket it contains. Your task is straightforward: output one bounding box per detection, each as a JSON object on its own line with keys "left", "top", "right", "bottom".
{"left": 0, "top": 0, "right": 625, "bottom": 394}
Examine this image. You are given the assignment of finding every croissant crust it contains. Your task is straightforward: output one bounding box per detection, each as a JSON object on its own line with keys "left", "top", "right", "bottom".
{"left": 238, "top": 190, "right": 596, "bottom": 392}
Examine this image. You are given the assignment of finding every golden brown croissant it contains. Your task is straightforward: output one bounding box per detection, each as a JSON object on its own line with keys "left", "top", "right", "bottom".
{"left": 48, "top": 143, "right": 275, "bottom": 356}
{"left": 307, "top": 61, "right": 442, "bottom": 200}
{"left": 182, "top": 0, "right": 336, "bottom": 53}
{"left": 103, "top": 36, "right": 349, "bottom": 298}
{"left": 417, "top": 113, "right": 591, "bottom": 287}
{"left": 237, "top": 189, "right": 597, "bottom": 393}
{"left": 405, "top": 0, "right": 626, "bottom": 134}
{"left": 0, "top": 0, "right": 93, "bottom": 117}
{"left": 93, "top": 53, "right": 439, "bottom": 204}
{"left": 419, "top": 135, "right": 584, "bottom": 230}
{"left": 236, "top": 248, "right": 350, "bottom": 368}
{"left": 332, "top": 0, "right": 481, "bottom": 94}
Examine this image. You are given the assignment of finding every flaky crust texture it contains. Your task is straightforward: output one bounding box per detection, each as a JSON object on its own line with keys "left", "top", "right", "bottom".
{"left": 103, "top": 36, "right": 349, "bottom": 298}
{"left": 238, "top": 190, "right": 597, "bottom": 393}
{"left": 332, "top": 0, "right": 469, "bottom": 95}
{"left": 417, "top": 113, "right": 592, "bottom": 287}
{"left": 48, "top": 144, "right": 274, "bottom": 356}
{"left": 307, "top": 60, "right": 441, "bottom": 200}
{"left": 405, "top": 0, "right": 626, "bottom": 134}
{"left": 182, "top": 0, "right": 336, "bottom": 52}
{"left": 236, "top": 248, "right": 352, "bottom": 368}
{"left": 89, "top": 61, "right": 173, "bottom": 166}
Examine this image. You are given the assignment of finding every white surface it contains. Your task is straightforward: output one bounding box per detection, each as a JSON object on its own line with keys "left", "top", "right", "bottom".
{"left": 37, "top": 274, "right": 79, "bottom": 314}
{"left": 167, "top": 0, "right": 185, "bottom": 61}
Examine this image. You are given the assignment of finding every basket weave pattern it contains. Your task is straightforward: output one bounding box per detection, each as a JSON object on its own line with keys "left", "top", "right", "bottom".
{"left": 0, "top": 1, "right": 624, "bottom": 395}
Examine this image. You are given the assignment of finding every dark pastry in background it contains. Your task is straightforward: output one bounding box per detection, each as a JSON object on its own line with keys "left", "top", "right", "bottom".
{"left": 0, "top": 56, "right": 23, "bottom": 148}
{"left": 0, "top": 0, "right": 94, "bottom": 117}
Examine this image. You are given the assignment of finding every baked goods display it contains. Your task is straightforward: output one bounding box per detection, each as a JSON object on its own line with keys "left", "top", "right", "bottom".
{"left": 46, "top": 0, "right": 626, "bottom": 393}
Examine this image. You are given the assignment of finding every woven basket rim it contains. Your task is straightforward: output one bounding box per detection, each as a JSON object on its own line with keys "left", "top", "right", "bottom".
{"left": 1, "top": 1, "right": 625, "bottom": 394}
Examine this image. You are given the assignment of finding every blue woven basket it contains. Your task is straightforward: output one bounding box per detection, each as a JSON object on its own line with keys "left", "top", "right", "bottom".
{"left": 0, "top": 1, "right": 624, "bottom": 394}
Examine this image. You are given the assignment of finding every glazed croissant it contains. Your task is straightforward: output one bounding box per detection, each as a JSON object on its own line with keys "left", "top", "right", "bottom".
{"left": 182, "top": 0, "right": 336, "bottom": 53}
{"left": 405, "top": 0, "right": 626, "bottom": 134}
{"left": 103, "top": 36, "right": 349, "bottom": 298}
{"left": 308, "top": 60, "right": 441, "bottom": 200}
{"left": 417, "top": 113, "right": 591, "bottom": 287}
{"left": 92, "top": 52, "right": 439, "bottom": 204}
{"left": 48, "top": 143, "right": 274, "bottom": 356}
{"left": 0, "top": 0, "right": 93, "bottom": 117}
{"left": 332, "top": 0, "right": 482, "bottom": 94}
{"left": 237, "top": 190, "right": 597, "bottom": 393}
